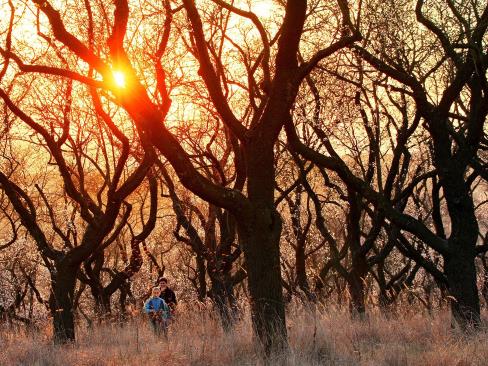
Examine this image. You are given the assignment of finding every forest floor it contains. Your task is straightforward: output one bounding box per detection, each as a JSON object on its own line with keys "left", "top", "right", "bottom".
{"left": 1, "top": 305, "right": 487, "bottom": 365}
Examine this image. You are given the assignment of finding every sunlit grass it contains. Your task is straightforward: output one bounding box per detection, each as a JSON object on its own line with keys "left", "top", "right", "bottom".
{"left": 1, "top": 304, "right": 487, "bottom": 365}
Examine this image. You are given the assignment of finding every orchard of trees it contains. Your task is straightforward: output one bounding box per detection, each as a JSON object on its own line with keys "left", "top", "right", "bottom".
{"left": 0, "top": 0, "right": 487, "bottom": 356}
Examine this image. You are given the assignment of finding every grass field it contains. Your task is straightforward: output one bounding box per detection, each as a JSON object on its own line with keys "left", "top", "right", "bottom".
{"left": 1, "top": 305, "right": 487, "bottom": 365}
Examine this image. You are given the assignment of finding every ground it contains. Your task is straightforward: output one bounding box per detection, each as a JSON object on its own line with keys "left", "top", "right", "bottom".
{"left": 1, "top": 305, "right": 487, "bottom": 365}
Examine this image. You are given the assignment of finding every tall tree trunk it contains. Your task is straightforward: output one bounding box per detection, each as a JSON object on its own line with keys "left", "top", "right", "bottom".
{"left": 346, "top": 190, "right": 367, "bottom": 316}
{"left": 348, "top": 264, "right": 367, "bottom": 317}
{"left": 49, "top": 264, "right": 77, "bottom": 343}
{"left": 442, "top": 167, "right": 480, "bottom": 325}
{"left": 430, "top": 118, "right": 481, "bottom": 328}
{"left": 238, "top": 214, "right": 285, "bottom": 353}
{"left": 444, "top": 250, "right": 480, "bottom": 327}
{"left": 238, "top": 142, "right": 287, "bottom": 354}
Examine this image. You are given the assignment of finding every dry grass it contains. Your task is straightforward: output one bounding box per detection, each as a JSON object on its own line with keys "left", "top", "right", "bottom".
{"left": 1, "top": 305, "right": 487, "bottom": 366}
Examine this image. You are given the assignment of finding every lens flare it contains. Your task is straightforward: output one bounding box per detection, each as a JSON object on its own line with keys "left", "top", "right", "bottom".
{"left": 112, "top": 70, "right": 126, "bottom": 88}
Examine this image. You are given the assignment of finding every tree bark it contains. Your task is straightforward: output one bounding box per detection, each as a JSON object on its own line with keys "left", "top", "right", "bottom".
{"left": 444, "top": 250, "right": 480, "bottom": 327}
{"left": 346, "top": 191, "right": 367, "bottom": 316}
{"left": 348, "top": 264, "right": 367, "bottom": 317}
{"left": 237, "top": 141, "right": 287, "bottom": 354}
{"left": 49, "top": 264, "right": 78, "bottom": 343}
{"left": 432, "top": 123, "right": 481, "bottom": 327}
{"left": 238, "top": 213, "right": 286, "bottom": 353}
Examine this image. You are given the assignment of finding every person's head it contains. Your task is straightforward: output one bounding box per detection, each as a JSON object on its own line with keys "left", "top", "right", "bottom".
{"left": 151, "top": 286, "right": 161, "bottom": 297}
{"left": 159, "top": 278, "right": 168, "bottom": 289}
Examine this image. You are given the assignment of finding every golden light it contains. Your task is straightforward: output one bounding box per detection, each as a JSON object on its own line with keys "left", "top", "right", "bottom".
{"left": 252, "top": 1, "right": 273, "bottom": 18}
{"left": 112, "top": 70, "right": 126, "bottom": 88}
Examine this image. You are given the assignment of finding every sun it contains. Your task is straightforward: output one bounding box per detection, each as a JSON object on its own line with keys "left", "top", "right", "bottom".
{"left": 112, "top": 70, "right": 126, "bottom": 88}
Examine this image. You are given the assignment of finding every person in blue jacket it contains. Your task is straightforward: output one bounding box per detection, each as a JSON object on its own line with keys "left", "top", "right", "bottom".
{"left": 144, "top": 287, "right": 170, "bottom": 336}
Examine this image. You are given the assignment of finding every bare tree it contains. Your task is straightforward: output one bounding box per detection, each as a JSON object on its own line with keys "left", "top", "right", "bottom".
{"left": 0, "top": 0, "right": 359, "bottom": 351}
{"left": 287, "top": 0, "right": 488, "bottom": 329}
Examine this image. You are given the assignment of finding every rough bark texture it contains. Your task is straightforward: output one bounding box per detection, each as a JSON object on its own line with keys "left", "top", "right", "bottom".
{"left": 431, "top": 116, "right": 481, "bottom": 327}
{"left": 444, "top": 252, "right": 480, "bottom": 327}
{"left": 49, "top": 265, "right": 77, "bottom": 343}
{"left": 238, "top": 141, "right": 287, "bottom": 353}
{"left": 238, "top": 211, "right": 286, "bottom": 353}
{"left": 346, "top": 192, "right": 367, "bottom": 316}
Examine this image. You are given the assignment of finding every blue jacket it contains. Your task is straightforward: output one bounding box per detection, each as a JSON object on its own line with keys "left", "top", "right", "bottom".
{"left": 144, "top": 296, "right": 170, "bottom": 319}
